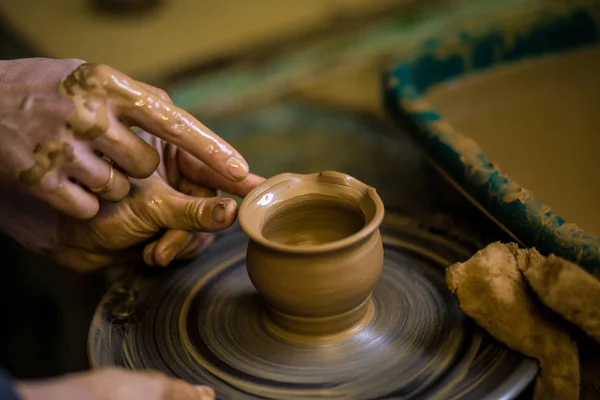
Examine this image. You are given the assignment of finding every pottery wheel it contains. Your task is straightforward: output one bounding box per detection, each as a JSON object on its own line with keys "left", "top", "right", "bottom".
{"left": 89, "top": 212, "right": 537, "bottom": 399}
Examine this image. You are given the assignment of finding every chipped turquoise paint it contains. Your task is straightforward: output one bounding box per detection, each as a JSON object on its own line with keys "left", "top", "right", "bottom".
{"left": 385, "top": 5, "right": 600, "bottom": 270}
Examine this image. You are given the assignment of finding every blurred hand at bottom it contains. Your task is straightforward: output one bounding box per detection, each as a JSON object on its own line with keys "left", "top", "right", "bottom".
{"left": 16, "top": 368, "right": 214, "bottom": 400}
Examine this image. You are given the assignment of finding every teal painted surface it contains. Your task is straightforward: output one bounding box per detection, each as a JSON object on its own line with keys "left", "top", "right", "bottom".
{"left": 385, "top": 3, "right": 600, "bottom": 270}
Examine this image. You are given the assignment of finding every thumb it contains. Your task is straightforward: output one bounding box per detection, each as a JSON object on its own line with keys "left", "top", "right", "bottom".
{"left": 159, "top": 195, "right": 238, "bottom": 232}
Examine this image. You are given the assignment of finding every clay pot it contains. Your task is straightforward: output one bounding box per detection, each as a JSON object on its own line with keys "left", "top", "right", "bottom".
{"left": 239, "top": 171, "right": 385, "bottom": 337}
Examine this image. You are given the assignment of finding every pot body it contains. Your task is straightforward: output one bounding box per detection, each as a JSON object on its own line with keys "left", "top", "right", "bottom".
{"left": 239, "top": 171, "right": 386, "bottom": 336}
{"left": 246, "top": 229, "right": 383, "bottom": 334}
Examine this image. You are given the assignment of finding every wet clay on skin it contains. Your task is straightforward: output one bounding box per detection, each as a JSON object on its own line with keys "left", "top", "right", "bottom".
{"left": 239, "top": 171, "right": 385, "bottom": 341}
{"left": 60, "top": 63, "right": 248, "bottom": 182}
{"left": 0, "top": 58, "right": 249, "bottom": 222}
{"left": 425, "top": 46, "right": 600, "bottom": 237}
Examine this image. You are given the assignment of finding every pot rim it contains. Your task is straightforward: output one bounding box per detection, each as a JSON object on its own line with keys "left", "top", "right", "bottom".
{"left": 238, "top": 171, "right": 385, "bottom": 254}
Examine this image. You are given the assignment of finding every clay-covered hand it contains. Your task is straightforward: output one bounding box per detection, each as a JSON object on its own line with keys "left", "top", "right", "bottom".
{"left": 0, "top": 58, "right": 249, "bottom": 220}
{"left": 138, "top": 128, "right": 264, "bottom": 266}
{"left": 16, "top": 368, "right": 214, "bottom": 400}
{"left": 0, "top": 174, "right": 238, "bottom": 271}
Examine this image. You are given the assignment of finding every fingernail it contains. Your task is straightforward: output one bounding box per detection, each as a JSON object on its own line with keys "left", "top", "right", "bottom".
{"left": 212, "top": 201, "right": 228, "bottom": 223}
{"left": 195, "top": 385, "right": 215, "bottom": 399}
{"left": 157, "top": 240, "right": 187, "bottom": 267}
{"left": 143, "top": 243, "right": 158, "bottom": 266}
{"left": 157, "top": 249, "right": 176, "bottom": 267}
{"left": 226, "top": 156, "right": 249, "bottom": 181}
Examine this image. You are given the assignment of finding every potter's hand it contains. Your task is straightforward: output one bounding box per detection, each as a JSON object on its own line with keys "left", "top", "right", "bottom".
{"left": 0, "top": 174, "right": 238, "bottom": 271}
{"left": 16, "top": 368, "right": 214, "bottom": 400}
{"left": 55, "top": 173, "right": 240, "bottom": 271}
{"left": 0, "top": 58, "right": 249, "bottom": 220}
{"left": 138, "top": 129, "right": 264, "bottom": 266}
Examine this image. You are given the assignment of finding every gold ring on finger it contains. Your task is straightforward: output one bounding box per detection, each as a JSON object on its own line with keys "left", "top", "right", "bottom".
{"left": 89, "top": 167, "right": 115, "bottom": 194}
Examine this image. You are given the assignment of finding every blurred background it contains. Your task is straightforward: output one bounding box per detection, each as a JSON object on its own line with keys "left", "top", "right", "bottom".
{"left": 0, "top": 0, "right": 564, "bottom": 380}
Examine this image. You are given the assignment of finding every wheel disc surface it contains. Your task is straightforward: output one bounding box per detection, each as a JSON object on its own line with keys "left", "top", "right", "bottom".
{"left": 89, "top": 213, "right": 537, "bottom": 399}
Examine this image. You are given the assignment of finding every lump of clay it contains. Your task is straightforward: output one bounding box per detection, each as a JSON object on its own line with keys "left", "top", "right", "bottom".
{"left": 514, "top": 248, "right": 600, "bottom": 344}
{"left": 446, "top": 242, "right": 579, "bottom": 400}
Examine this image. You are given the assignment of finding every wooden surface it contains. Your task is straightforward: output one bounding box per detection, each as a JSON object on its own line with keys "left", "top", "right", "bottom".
{"left": 0, "top": 0, "right": 411, "bottom": 81}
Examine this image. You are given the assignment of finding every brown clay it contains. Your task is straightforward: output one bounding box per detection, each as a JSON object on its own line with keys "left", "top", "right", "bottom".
{"left": 446, "top": 242, "right": 580, "bottom": 400}
{"left": 238, "top": 171, "right": 385, "bottom": 338}
{"left": 516, "top": 249, "right": 600, "bottom": 344}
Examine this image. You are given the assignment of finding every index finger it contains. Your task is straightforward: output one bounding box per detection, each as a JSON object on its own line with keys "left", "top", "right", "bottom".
{"left": 74, "top": 64, "right": 249, "bottom": 182}
{"left": 120, "top": 83, "right": 248, "bottom": 182}
{"left": 178, "top": 150, "right": 265, "bottom": 197}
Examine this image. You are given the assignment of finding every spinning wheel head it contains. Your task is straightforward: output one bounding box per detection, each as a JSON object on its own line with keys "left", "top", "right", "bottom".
{"left": 89, "top": 211, "right": 538, "bottom": 399}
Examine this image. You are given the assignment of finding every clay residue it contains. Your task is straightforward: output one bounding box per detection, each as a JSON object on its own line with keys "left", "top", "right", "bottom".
{"left": 517, "top": 249, "right": 600, "bottom": 344}
{"left": 502, "top": 187, "right": 535, "bottom": 204}
{"left": 446, "top": 242, "right": 580, "bottom": 400}
{"left": 60, "top": 63, "right": 247, "bottom": 182}
{"left": 18, "top": 141, "right": 75, "bottom": 186}
{"left": 426, "top": 45, "right": 600, "bottom": 237}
